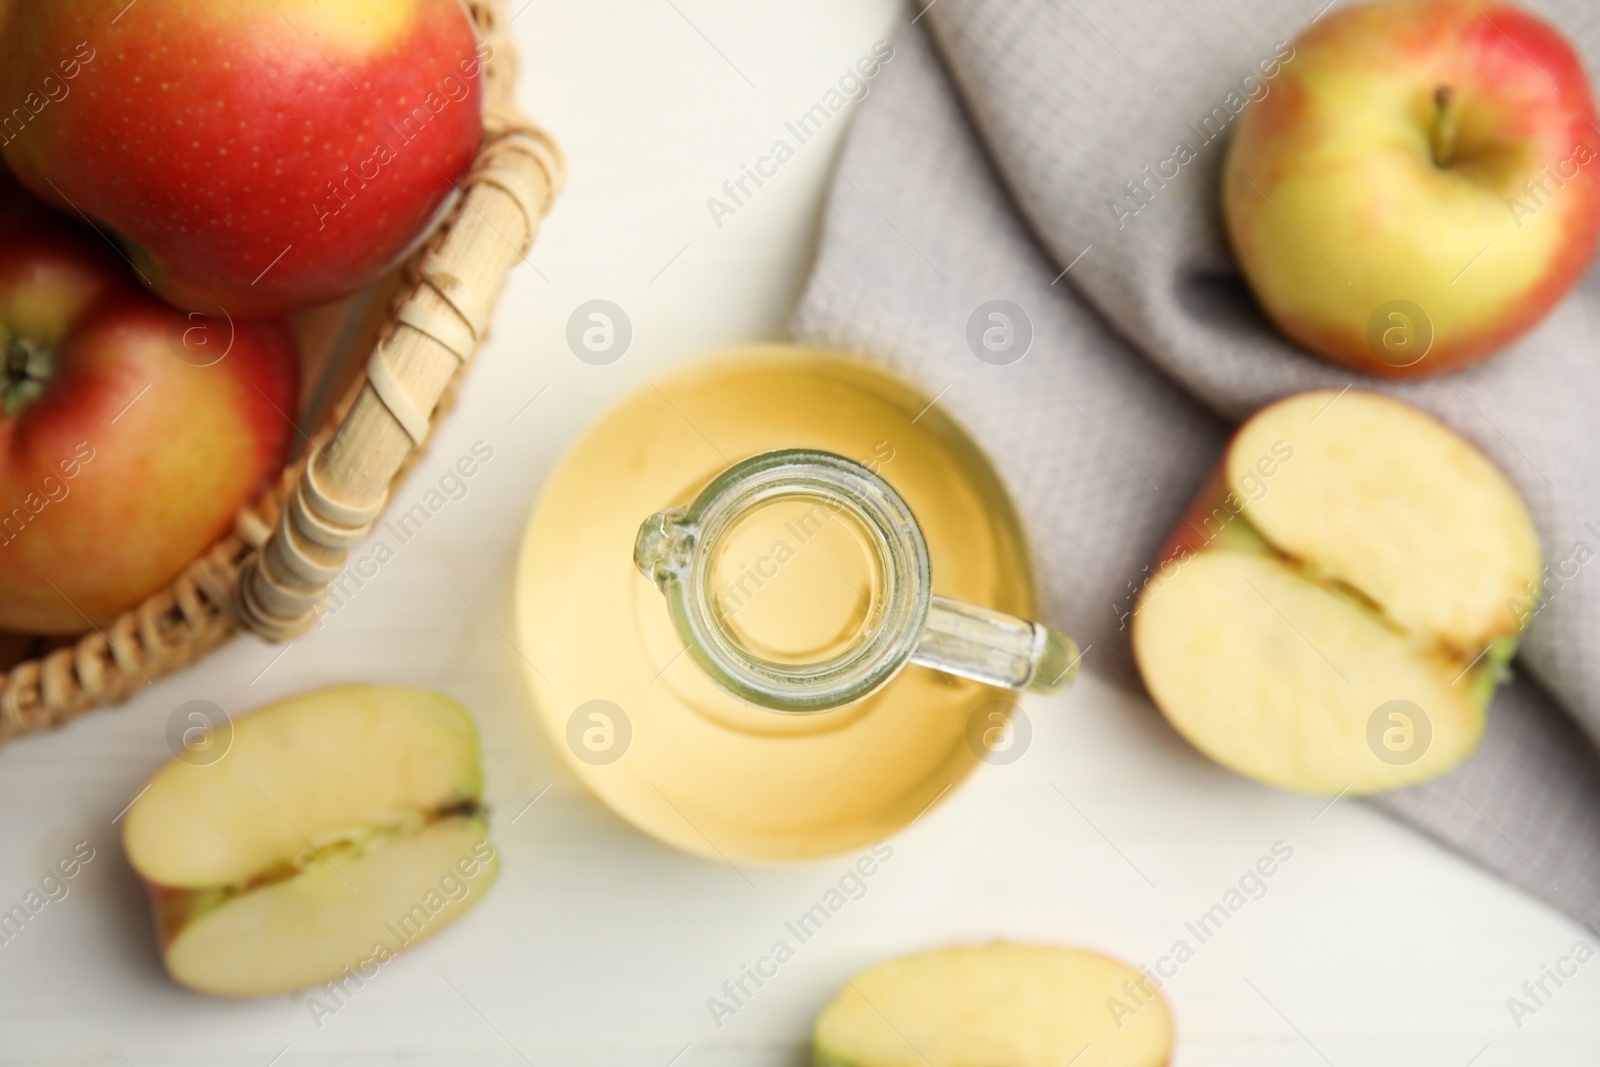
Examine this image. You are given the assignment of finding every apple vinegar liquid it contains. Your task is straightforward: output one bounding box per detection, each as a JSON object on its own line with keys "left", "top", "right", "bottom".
{"left": 515, "top": 347, "right": 1038, "bottom": 861}
{"left": 706, "top": 477, "right": 892, "bottom": 667}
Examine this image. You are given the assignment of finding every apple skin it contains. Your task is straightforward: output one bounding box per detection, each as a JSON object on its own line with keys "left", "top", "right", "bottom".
{"left": 0, "top": 186, "right": 298, "bottom": 633}
{"left": 0, "top": 0, "right": 485, "bottom": 316}
{"left": 1151, "top": 467, "right": 1270, "bottom": 567}
{"left": 1223, "top": 0, "right": 1600, "bottom": 376}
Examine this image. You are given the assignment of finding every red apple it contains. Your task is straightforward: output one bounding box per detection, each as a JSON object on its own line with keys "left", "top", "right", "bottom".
{"left": 0, "top": 0, "right": 485, "bottom": 316}
{"left": 1223, "top": 0, "right": 1600, "bottom": 376}
{"left": 0, "top": 181, "right": 298, "bottom": 633}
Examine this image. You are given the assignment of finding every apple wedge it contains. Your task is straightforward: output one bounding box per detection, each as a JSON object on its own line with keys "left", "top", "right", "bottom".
{"left": 1133, "top": 389, "right": 1541, "bottom": 794}
{"left": 122, "top": 685, "right": 499, "bottom": 998}
{"left": 813, "top": 943, "right": 1172, "bottom": 1067}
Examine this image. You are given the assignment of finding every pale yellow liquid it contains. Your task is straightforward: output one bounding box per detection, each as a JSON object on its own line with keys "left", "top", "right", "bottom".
{"left": 707, "top": 493, "right": 882, "bottom": 666}
{"left": 515, "top": 347, "right": 1036, "bottom": 861}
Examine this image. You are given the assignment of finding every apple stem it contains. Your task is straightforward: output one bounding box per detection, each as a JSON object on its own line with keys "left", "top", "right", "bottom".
{"left": 2, "top": 337, "right": 52, "bottom": 418}
{"left": 1432, "top": 85, "right": 1457, "bottom": 168}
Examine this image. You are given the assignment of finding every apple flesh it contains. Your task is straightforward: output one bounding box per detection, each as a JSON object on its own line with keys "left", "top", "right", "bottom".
{"left": 813, "top": 943, "right": 1173, "bottom": 1067}
{"left": 0, "top": 0, "right": 485, "bottom": 316}
{"left": 123, "top": 685, "right": 499, "bottom": 998}
{"left": 1133, "top": 389, "right": 1541, "bottom": 794}
{"left": 0, "top": 179, "right": 297, "bottom": 633}
{"left": 1223, "top": 0, "right": 1600, "bottom": 376}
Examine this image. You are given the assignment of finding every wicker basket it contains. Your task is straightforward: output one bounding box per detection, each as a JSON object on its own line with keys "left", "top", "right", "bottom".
{"left": 0, "top": 0, "right": 563, "bottom": 746}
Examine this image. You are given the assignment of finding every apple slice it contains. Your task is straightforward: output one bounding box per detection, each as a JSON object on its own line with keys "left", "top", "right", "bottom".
{"left": 1134, "top": 389, "right": 1540, "bottom": 794}
{"left": 813, "top": 943, "right": 1172, "bottom": 1067}
{"left": 123, "top": 685, "right": 499, "bottom": 998}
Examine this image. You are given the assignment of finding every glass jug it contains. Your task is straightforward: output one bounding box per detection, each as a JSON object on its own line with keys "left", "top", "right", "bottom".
{"left": 515, "top": 347, "right": 1080, "bottom": 862}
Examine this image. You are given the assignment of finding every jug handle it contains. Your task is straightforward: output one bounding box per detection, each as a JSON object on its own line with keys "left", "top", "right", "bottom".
{"left": 912, "top": 596, "right": 1082, "bottom": 695}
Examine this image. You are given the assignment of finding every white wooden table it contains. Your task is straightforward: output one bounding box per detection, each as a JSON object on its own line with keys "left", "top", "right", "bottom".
{"left": 2, "top": 3, "right": 1597, "bottom": 1064}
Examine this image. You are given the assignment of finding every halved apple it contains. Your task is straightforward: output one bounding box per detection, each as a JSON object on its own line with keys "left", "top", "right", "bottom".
{"left": 1133, "top": 389, "right": 1541, "bottom": 794}
{"left": 813, "top": 943, "right": 1172, "bottom": 1067}
{"left": 122, "top": 684, "right": 499, "bottom": 997}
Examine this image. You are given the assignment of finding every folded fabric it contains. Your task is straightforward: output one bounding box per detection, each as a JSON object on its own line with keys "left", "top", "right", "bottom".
{"left": 792, "top": 3, "right": 1600, "bottom": 924}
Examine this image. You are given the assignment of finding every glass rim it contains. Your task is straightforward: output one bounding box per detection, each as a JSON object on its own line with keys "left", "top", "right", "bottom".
{"left": 651, "top": 449, "right": 931, "bottom": 712}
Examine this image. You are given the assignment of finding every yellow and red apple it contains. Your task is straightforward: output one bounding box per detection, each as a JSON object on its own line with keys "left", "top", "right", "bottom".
{"left": 0, "top": 181, "right": 298, "bottom": 633}
{"left": 1223, "top": 0, "right": 1600, "bottom": 376}
{"left": 0, "top": 0, "right": 486, "bottom": 316}
{"left": 1133, "top": 390, "right": 1541, "bottom": 794}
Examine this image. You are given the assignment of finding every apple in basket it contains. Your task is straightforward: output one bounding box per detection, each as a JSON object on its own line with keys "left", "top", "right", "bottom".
{"left": 1223, "top": 0, "right": 1600, "bottom": 376}
{"left": 0, "top": 0, "right": 487, "bottom": 316}
{"left": 0, "top": 179, "right": 298, "bottom": 634}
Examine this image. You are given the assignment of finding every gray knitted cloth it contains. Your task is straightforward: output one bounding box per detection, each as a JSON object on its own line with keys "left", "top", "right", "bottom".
{"left": 792, "top": 1, "right": 1600, "bottom": 923}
